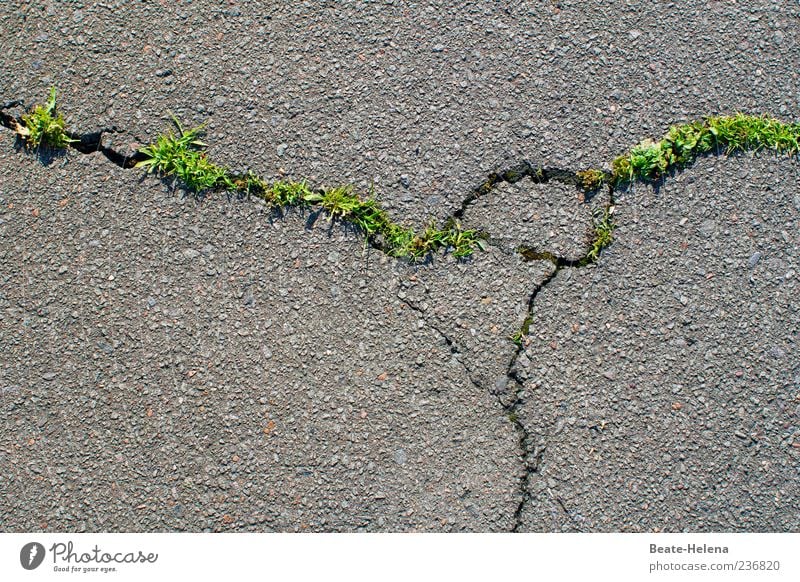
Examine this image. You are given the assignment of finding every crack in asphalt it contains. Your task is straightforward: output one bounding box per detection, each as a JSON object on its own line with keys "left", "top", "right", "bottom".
{"left": 504, "top": 270, "right": 559, "bottom": 531}
{"left": 494, "top": 181, "right": 618, "bottom": 530}
{"left": 453, "top": 159, "right": 591, "bottom": 221}
{"left": 395, "top": 233, "right": 610, "bottom": 531}
{"left": 0, "top": 107, "right": 148, "bottom": 168}
{"left": 397, "top": 291, "right": 535, "bottom": 531}
{"left": 1, "top": 98, "right": 611, "bottom": 533}
{"left": 9, "top": 98, "right": 796, "bottom": 531}
{"left": 1, "top": 101, "right": 590, "bottom": 266}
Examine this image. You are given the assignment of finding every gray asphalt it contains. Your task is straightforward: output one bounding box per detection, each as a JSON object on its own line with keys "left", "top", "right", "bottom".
{"left": 0, "top": 135, "right": 521, "bottom": 531}
{"left": 517, "top": 155, "right": 800, "bottom": 532}
{"left": 1, "top": 1, "right": 798, "bottom": 531}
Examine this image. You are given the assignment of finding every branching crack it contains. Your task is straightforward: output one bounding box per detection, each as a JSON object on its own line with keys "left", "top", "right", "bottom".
{"left": 397, "top": 289, "right": 537, "bottom": 532}
{"left": 1, "top": 98, "right": 588, "bottom": 263}
{"left": 494, "top": 183, "right": 617, "bottom": 531}
{"left": 1, "top": 95, "right": 611, "bottom": 534}
{"left": 6, "top": 93, "right": 799, "bottom": 533}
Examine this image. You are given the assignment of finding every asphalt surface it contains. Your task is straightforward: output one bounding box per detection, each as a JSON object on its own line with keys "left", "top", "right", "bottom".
{"left": 517, "top": 154, "right": 800, "bottom": 531}
{"left": 0, "top": 134, "right": 521, "bottom": 531}
{"left": 1, "top": 1, "right": 799, "bottom": 531}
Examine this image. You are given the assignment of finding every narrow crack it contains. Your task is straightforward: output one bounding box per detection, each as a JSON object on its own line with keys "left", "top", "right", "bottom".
{"left": 505, "top": 269, "right": 560, "bottom": 532}
{"left": 554, "top": 496, "right": 584, "bottom": 531}
{"left": 397, "top": 294, "right": 473, "bottom": 380}
{"left": 453, "top": 160, "right": 588, "bottom": 221}
{"left": 397, "top": 264, "right": 565, "bottom": 532}
{"left": 397, "top": 291, "right": 536, "bottom": 532}
{"left": 498, "top": 183, "right": 617, "bottom": 531}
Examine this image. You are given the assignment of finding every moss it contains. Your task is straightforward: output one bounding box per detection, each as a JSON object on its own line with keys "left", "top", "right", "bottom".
{"left": 576, "top": 168, "right": 606, "bottom": 192}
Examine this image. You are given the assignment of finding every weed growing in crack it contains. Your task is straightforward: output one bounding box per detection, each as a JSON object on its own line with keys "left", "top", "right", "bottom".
{"left": 585, "top": 205, "right": 615, "bottom": 263}
{"left": 230, "top": 172, "right": 314, "bottom": 206}
{"left": 18, "top": 87, "right": 76, "bottom": 149}
{"left": 135, "top": 116, "right": 487, "bottom": 261}
{"left": 305, "top": 186, "right": 365, "bottom": 221}
{"left": 575, "top": 168, "right": 606, "bottom": 192}
{"left": 706, "top": 113, "right": 800, "bottom": 154}
{"left": 629, "top": 139, "right": 669, "bottom": 181}
{"left": 510, "top": 314, "right": 533, "bottom": 347}
{"left": 662, "top": 119, "right": 716, "bottom": 164}
{"left": 302, "top": 187, "right": 486, "bottom": 258}
{"left": 266, "top": 180, "right": 314, "bottom": 206}
{"left": 611, "top": 113, "right": 800, "bottom": 188}
{"left": 135, "top": 116, "right": 234, "bottom": 191}
{"left": 380, "top": 219, "right": 485, "bottom": 259}
{"left": 347, "top": 198, "right": 392, "bottom": 237}
{"left": 23, "top": 89, "right": 797, "bottom": 265}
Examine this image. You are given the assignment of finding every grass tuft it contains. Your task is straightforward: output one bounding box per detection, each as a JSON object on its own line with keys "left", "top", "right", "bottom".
{"left": 135, "top": 115, "right": 234, "bottom": 191}
{"left": 18, "top": 87, "right": 76, "bottom": 149}
{"left": 265, "top": 180, "right": 312, "bottom": 206}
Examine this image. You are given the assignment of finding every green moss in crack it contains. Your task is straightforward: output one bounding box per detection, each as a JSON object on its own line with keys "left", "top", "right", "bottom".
{"left": 585, "top": 205, "right": 615, "bottom": 264}
{"left": 19, "top": 87, "right": 76, "bottom": 149}
{"left": 576, "top": 168, "right": 606, "bottom": 192}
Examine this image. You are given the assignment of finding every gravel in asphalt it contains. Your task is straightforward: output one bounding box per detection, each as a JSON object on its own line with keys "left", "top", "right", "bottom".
{"left": 1, "top": 1, "right": 799, "bottom": 532}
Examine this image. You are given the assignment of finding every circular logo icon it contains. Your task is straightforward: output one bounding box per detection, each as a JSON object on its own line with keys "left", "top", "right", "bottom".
{"left": 20, "top": 542, "right": 46, "bottom": 570}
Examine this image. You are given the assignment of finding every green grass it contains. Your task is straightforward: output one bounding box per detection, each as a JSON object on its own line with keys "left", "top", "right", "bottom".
{"left": 135, "top": 115, "right": 235, "bottom": 191}
{"left": 18, "top": 87, "right": 76, "bottom": 149}
{"left": 264, "top": 179, "right": 314, "bottom": 206}
{"left": 607, "top": 113, "right": 800, "bottom": 188}
{"left": 15, "top": 91, "right": 800, "bottom": 354}
{"left": 135, "top": 117, "right": 487, "bottom": 260}
{"left": 510, "top": 314, "right": 533, "bottom": 347}
{"left": 135, "top": 113, "right": 799, "bottom": 262}
{"left": 15, "top": 89, "right": 800, "bottom": 264}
